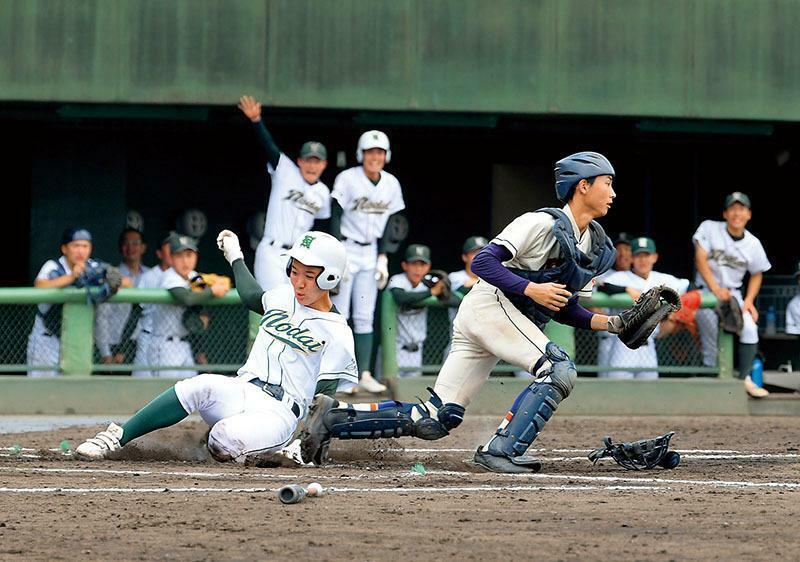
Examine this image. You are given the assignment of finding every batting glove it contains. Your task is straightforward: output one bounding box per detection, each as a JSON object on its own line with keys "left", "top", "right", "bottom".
{"left": 375, "top": 254, "right": 389, "bottom": 290}
{"left": 217, "top": 229, "right": 244, "bottom": 265}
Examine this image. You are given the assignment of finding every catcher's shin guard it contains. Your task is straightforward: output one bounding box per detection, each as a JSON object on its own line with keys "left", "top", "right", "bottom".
{"left": 328, "top": 388, "right": 464, "bottom": 440}
{"left": 300, "top": 389, "right": 465, "bottom": 465}
{"left": 475, "top": 343, "right": 576, "bottom": 473}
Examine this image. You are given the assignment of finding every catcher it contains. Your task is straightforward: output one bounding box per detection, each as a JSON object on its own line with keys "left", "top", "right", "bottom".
{"left": 300, "top": 151, "right": 680, "bottom": 473}
{"left": 384, "top": 244, "right": 451, "bottom": 378}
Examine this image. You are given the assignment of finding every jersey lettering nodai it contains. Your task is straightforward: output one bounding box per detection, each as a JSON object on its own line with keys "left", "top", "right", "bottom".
{"left": 332, "top": 166, "right": 405, "bottom": 244}
{"left": 692, "top": 220, "right": 770, "bottom": 289}
{"left": 262, "top": 154, "right": 331, "bottom": 247}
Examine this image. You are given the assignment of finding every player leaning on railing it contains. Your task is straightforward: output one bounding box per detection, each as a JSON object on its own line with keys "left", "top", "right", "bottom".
{"left": 75, "top": 230, "right": 358, "bottom": 462}
{"left": 300, "top": 151, "right": 680, "bottom": 474}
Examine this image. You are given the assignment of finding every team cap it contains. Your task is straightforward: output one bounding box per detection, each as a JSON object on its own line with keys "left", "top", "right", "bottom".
{"left": 632, "top": 237, "right": 657, "bottom": 255}
{"left": 462, "top": 236, "right": 489, "bottom": 254}
{"left": 159, "top": 231, "right": 179, "bottom": 247}
{"left": 724, "top": 191, "right": 751, "bottom": 209}
{"left": 299, "top": 141, "right": 328, "bottom": 160}
{"left": 61, "top": 227, "right": 92, "bottom": 245}
{"left": 170, "top": 234, "right": 199, "bottom": 253}
{"left": 404, "top": 244, "right": 432, "bottom": 264}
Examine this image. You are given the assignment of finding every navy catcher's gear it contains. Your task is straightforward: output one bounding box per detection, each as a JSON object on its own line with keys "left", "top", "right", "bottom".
{"left": 299, "top": 388, "right": 464, "bottom": 465}
{"left": 554, "top": 151, "right": 615, "bottom": 201}
{"left": 588, "top": 431, "right": 679, "bottom": 470}
{"left": 503, "top": 208, "right": 616, "bottom": 330}
{"left": 474, "top": 343, "right": 576, "bottom": 473}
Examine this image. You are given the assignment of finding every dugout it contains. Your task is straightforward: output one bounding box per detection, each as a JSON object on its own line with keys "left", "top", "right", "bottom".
{"left": 3, "top": 104, "right": 800, "bottom": 287}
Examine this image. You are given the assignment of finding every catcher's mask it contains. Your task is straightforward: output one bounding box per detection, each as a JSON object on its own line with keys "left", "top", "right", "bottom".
{"left": 285, "top": 231, "right": 347, "bottom": 291}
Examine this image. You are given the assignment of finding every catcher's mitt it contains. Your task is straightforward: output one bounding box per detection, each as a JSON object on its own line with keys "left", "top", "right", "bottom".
{"left": 422, "top": 269, "right": 451, "bottom": 301}
{"left": 588, "top": 431, "right": 680, "bottom": 470}
{"left": 716, "top": 297, "right": 744, "bottom": 335}
{"left": 190, "top": 273, "right": 232, "bottom": 293}
{"left": 615, "top": 285, "right": 682, "bottom": 349}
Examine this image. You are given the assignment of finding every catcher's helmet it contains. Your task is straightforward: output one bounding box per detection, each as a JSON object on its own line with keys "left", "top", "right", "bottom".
{"left": 285, "top": 231, "right": 347, "bottom": 291}
{"left": 554, "top": 151, "right": 615, "bottom": 202}
{"left": 356, "top": 130, "right": 391, "bottom": 164}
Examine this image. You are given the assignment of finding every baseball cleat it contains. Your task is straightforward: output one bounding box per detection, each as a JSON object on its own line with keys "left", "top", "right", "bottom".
{"left": 743, "top": 376, "right": 769, "bottom": 398}
{"left": 75, "top": 423, "right": 124, "bottom": 459}
{"left": 472, "top": 446, "right": 542, "bottom": 474}
{"left": 300, "top": 394, "right": 337, "bottom": 465}
{"left": 357, "top": 371, "right": 386, "bottom": 394}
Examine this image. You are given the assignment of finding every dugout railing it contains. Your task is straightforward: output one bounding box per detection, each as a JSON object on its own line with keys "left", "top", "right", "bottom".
{"left": 0, "top": 288, "right": 732, "bottom": 378}
{"left": 378, "top": 290, "right": 734, "bottom": 381}
{"left": 0, "top": 288, "right": 257, "bottom": 376}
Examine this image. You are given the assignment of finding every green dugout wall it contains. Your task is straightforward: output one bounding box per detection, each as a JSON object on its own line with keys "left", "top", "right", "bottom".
{"left": 2, "top": 0, "right": 800, "bottom": 121}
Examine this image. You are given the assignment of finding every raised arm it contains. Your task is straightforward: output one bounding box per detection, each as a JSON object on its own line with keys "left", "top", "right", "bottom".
{"left": 238, "top": 95, "right": 281, "bottom": 169}
{"left": 216, "top": 229, "right": 266, "bottom": 314}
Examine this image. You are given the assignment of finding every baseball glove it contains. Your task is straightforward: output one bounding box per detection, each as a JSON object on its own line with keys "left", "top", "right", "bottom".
{"left": 613, "top": 285, "right": 682, "bottom": 349}
{"left": 189, "top": 273, "right": 232, "bottom": 293}
{"left": 588, "top": 431, "right": 680, "bottom": 470}
{"left": 716, "top": 297, "right": 744, "bottom": 335}
{"left": 422, "top": 269, "right": 451, "bottom": 301}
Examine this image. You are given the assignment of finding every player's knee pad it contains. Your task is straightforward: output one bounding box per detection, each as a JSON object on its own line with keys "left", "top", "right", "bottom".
{"left": 532, "top": 342, "right": 577, "bottom": 398}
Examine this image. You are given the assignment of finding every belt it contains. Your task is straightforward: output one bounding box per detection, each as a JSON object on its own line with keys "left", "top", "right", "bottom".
{"left": 401, "top": 343, "right": 421, "bottom": 352}
{"left": 143, "top": 330, "right": 187, "bottom": 342}
{"left": 248, "top": 379, "right": 301, "bottom": 418}
{"left": 343, "top": 237, "right": 372, "bottom": 247}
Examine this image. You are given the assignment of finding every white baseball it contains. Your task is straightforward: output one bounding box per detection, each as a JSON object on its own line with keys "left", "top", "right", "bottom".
{"left": 307, "top": 482, "right": 324, "bottom": 497}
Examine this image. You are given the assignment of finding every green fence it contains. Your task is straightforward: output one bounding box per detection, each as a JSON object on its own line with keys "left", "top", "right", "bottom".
{"left": 0, "top": 288, "right": 257, "bottom": 376}
{"left": 379, "top": 290, "right": 734, "bottom": 381}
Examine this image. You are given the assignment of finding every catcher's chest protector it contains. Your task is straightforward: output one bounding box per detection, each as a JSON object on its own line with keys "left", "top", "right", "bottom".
{"left": 503, "top": 208, "right": 616, "bottom": 329}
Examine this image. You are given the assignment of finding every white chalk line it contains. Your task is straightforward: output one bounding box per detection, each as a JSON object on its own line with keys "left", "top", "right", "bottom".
{"left": 0, "top": 484, "right": 662, "bottom": 494}
{"left": 2, "top": 465, "right": 800, "bottom": 491}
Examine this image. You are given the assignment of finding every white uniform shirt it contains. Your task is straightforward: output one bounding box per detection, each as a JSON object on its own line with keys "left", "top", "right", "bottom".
{"left": 491, "top": 204, "right": 596, "bottom": 297}
{"left": 237, "top": 284, "right": 358, "bottom": 406}
{"left": 603, "top": 270, "right": 690, "bottom": 300}
{"left": 95, "top": 262, "right": 150, "bottom": 356}
{"left": 262, "top": 153, "right": 331, "bottom": 247}
{"left": 786, "top": 294, "right": 800, "bottom": 335}
{"left": 150, "top": 267, "right": 197, "bottom": 338}
{"left": 692, "top": 220, "right": 771, "bottom": 289}
{"left": 388, "top": 273, "right": 430, "bottom": 345}
{"left": 332, "top": 166, "right": 405, "bottom": 243}
{"left": 136, "top": 266, "right": 169, "bottom": 335}
{"left": 32, "top": 257, "right": 71, "bottom": 335}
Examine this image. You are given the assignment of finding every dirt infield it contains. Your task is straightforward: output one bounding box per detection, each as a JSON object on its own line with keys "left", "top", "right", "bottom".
{"left": 2, "top": 415, "right": 799, "bottom": 561}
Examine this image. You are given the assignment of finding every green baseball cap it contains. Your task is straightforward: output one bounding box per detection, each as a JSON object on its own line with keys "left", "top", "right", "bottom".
{"left": 462, "top": 236, "right": 489, "bottom": 254}
{"left": 724, "top": 191, "right": 751, "bottom": 209}
{"left": 170, "top": 234, "right": 199, "bottom": 253}
{"left": 632, "top": 236, "right": 657, "bottom": 255}
{"left": 299, "top": 141, "right": 328, "bottom": 160}
{"left": 404, "top": 244, "right": 431, "bottom": 264}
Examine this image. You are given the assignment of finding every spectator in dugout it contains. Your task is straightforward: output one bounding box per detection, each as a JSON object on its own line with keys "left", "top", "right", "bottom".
{"left": 385, "top": 244, "right": 448, "bottom": 378}
{"left": 785, "top": 261, "right": 800, "bottom": 336}
{"left": 599, "top": 236, "right": 690, "bottom": 379}
{"left": 27, "top": 227, "right": 127, "bottom": 377}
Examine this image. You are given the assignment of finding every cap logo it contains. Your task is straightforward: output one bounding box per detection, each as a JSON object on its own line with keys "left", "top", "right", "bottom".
{"left": 308, "top": 142, "right": 321, "bottom": 153}
{"left": 300, "top": 234, "right": 315, "bottom": 249}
